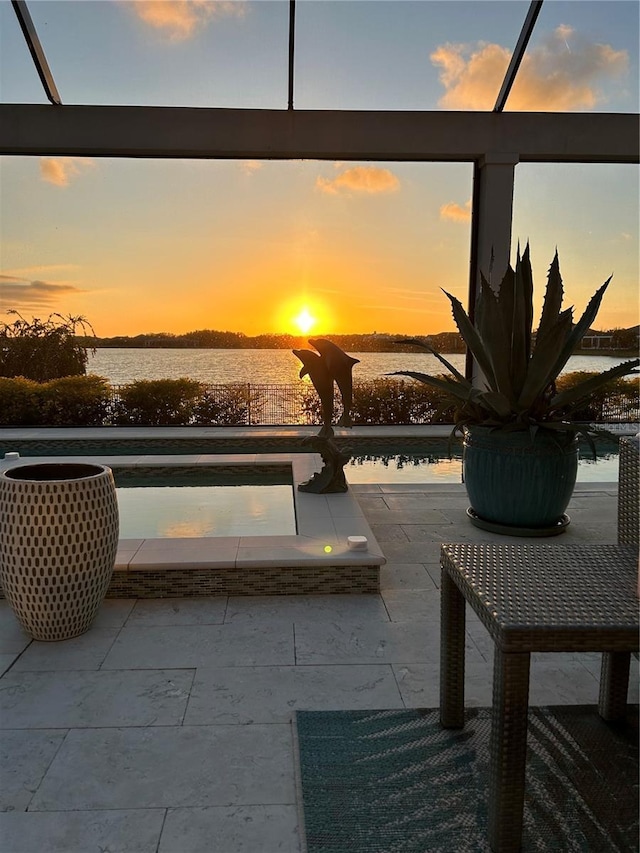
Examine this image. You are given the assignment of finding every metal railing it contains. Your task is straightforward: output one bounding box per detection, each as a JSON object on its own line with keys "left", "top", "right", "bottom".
{"left": 108, "top": 383, "right": 316, "bottom": 426}
{"left": 106, "top": 381, "right": 639, "bottom": 427}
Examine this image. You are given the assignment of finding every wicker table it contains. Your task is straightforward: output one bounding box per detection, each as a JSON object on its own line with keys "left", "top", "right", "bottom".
{"left": 439, "top": 543, "right": 639, "bottom": 853}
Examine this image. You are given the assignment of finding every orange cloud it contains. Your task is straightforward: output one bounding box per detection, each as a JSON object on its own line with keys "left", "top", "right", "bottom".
{"left": 431, "top": 25, "right": 628, "bottom": 110}
{"left": 316, "top": 166, "right": 400, "bottom": 196}
{"left": 0, "top": 276, "right": 84, "bottom": 314}
{"left": 132, "top": 1, "right": 246, "bottom": 41}
{"left": 440, "top": 199, "right": 471, "bottom": 223}
{"left": 40, "top": 158, "right": 96, "bottom": 187}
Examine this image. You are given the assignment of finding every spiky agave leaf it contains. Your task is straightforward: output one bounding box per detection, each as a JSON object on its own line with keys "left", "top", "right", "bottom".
{"left": 536, "top": 250, "right": 564, "bottom": 344}
{"left": 544, "top": 278, "right": 612, "bottom": 382}
{"left": 386, "top": 370, "right": 472, "bottom": 402}
{"left": 475, "top": 390, "right": 514, "bottom": 419}
{"left": 517, "top": 308, "right": 574, "bottom": 409}
{"left": 474, "top": 278, "right": 514, "bottom": 401}
{"left": 392, "top": 338, "right": 468, "bottom": 384}
{"left": 474, "top": 270, "right": 494, "bottom": 339}
{"left": 442, "top": 290, "right": 498, "bottom": 391}
{"left": 509, "top": 244, "right": 534, "bottom": 393}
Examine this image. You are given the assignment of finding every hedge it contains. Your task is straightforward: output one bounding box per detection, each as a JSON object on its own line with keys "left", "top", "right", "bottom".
{"left": 0, "top": 372, "right": 636, "bottom": 427}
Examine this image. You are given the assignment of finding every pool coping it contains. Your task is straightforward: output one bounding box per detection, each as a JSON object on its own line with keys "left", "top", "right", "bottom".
{"left": 0, "top": 453, "right": 386, "bottom": 596}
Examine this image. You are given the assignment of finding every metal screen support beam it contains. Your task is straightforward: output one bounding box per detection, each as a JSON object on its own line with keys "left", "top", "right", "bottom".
{"left": 493, "top": 0, "right": 543, "bottom": 112}
{"left": 466, "top": 152, "right": 519, "bottom": 385}
{"left": 288, "top": 0, "right": 296, "bottom": 110}
{"left": 3, "top": 106, "right": 637, "bottom": 161}
{"left": 12, "top": 0, "right": 62, "bottom": 106}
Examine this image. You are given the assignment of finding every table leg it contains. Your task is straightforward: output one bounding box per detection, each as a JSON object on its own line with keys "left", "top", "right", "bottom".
{"left": 598, "top": 651, "right": 631, "bottom": 721}
{"left": 488, "top": 649, "right": 531, "bottom": 853}
{"left": 440, "top": 567, "right": 466, "bottom": 728}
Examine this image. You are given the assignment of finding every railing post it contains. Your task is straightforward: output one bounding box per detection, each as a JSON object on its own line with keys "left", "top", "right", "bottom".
{"left": 247, "top": 383, "right": 251, "bottom": 425}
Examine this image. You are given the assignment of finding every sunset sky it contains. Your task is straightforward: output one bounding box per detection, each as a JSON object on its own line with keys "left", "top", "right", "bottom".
{"left": 1, "top": 1, "right": 638, "bottom": 338}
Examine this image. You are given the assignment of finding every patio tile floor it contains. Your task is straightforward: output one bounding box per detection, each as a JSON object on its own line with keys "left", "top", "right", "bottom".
{"left": 1, "top": 482, "right": 637, "bottom": 852}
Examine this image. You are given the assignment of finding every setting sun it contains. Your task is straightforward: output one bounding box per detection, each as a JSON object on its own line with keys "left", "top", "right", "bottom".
{"left": 293, "top": 307, "right": 316, "bottom": 335}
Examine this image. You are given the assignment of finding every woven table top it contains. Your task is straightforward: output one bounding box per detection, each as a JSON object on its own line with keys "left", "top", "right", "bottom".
{"left": 441, "top": 543, "right": 639, "bottom": 653}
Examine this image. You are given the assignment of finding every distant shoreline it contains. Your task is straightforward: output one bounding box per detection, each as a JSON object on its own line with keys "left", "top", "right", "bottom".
{"left": 86, "top": 345, "right": 638, "bottom": 358}
{"left": 77, "top": 327, "right": 637, "bottom": 357}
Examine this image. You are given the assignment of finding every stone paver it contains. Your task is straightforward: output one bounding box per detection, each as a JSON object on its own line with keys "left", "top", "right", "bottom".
{"left": 379, "top": 562, "right": 437, "bottom": 590}
{"left": 223, "top": 592, "right": 390, "bottom": 625}
{"left": 126, "top": 597, "right": 228, "bottom": 626}
{"left": 0, "top": 669, "right": 194, "bottom": 728}
{"left": 0, "top": 810, "right": 164, "bottom": 853}
{"left": 159, "top": 805, "right": 301, "bottom": 853}
{"left": 29, "top": 725, "right": 295, "bottom": 811}
{"left": 1, "top": 729, "right": 67, "bottom": 812}
{"left": 101, "top": 623, "right": 295, "bottom": 669}
{"left": 184, "top": 664, "right": 403, "bottom": 725}
{"left": 10, "top": 628, "right": 120, "bottom": 672}
{"left": 294, "top": 617, "right": 469, "bottom": 666}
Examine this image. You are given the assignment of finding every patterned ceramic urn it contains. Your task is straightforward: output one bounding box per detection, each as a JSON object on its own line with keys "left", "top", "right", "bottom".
{"left": 0, "top": 462, "right": 119, "bottom": 641}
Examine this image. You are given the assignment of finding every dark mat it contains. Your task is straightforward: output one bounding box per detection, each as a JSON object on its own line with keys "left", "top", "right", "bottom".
{"left": 295, "top": 705, "right": 638, "bottom": 852}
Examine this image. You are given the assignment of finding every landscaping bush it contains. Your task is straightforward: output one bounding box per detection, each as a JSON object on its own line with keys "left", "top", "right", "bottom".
{"left": 353, "top": 378, "right": 456, "bottom": 425}
{"left": 0, "top": 377, "right": 42, "bottom": 425}
{"left": 301, "top": 377, "right": 457, "bottom": 425}
{"left": 37, "top": 375, "right": 111, "bottom": 426}
{"left": 192, "top": 384, "right": 261, "bottom": 425}
{"left": 111, "top": 378, "right": 204, "bottom": 425}
{"left": 1, "top": 373, "right": 635, "bottom": 428}
{"left": 0, "top": 375, "right": 111, "bottom": 426}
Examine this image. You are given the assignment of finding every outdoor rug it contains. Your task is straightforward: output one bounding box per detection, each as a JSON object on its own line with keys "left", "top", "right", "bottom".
{"left": 295, "top": 705, "right": 638, "bottom": 853}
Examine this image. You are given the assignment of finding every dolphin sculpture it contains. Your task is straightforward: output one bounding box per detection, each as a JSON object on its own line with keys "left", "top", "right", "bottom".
{"left": 292, "top": 348, "right": 335, "bottom": 436}
{"left": 308, "top": 338, "right": 360, "bottom": 427}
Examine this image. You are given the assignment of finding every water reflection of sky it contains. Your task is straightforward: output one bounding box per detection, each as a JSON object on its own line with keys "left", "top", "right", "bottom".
{"left": 116, "top": 485, "right": 295, "bottom": 539}
{"left": 346, "top": 451, "right": 620, "bottom": 484}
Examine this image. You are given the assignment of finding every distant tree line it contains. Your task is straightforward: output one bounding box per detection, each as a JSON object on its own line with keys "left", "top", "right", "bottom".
{"left": 74, "top": 329, "right": 467, "bottom": 353}
{"left": 76, "top": 326, "right": 638, "bottom": 354}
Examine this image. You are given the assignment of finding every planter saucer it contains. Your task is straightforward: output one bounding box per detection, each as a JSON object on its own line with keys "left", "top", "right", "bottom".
{"left": 466, "top": 507, "right": 570, "bottom": 538}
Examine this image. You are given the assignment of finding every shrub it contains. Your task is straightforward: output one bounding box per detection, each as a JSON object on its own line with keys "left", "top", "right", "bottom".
{"left": 0, "top": 312, "right": 95, "bottom": 381}
{"left": 0, "top": 377, "right": 42, "bottom": 425}
{"left": 0, "top": 375, "right": 111, "bottom": 426}
{"left": 193, "top": 384, "right": 259, "bottom": 425}
{"left": 112, "top": 378, "right": 204, "bottom": 425}
{"left": 301, "top": 378, "right": 457, "bottom": 425}
{"left": 37, "top": 375, "right": 111, "bottom": 426}
{"left": 353, "top": 379, "right": 456, "bottom": 425}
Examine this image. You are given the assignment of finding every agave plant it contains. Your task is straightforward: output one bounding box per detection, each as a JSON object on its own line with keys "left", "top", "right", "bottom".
{"left": 390, "top": 244, "right": 639, "bottom": 440}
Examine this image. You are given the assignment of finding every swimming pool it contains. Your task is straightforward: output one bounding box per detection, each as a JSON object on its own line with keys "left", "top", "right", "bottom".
{"left": 0, "top": 453, "right": 385, "bottom": 598}
{"left": 345, "top": 441, "right": 621, "bottom": 484}
{"left": 113, "top": 465, "right": 296, "bottom": 538}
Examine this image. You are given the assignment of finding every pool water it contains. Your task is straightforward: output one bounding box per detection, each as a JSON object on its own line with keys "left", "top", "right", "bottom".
{"left": 116, "top": 484, "right": 296, "bottom": 538}
{"left": 112, "top": 465, "right": 296, "bottom": 539}
{"left": 346, "top": 445, "right": 621, "bottom": 484}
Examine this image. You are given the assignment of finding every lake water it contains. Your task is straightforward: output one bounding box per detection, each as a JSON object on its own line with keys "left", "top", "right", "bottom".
{"left": 87, "top": 349, "right": 631, "bottom": 386}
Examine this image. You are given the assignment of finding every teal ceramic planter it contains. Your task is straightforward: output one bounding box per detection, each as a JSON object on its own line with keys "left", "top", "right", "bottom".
{"left": 463, "top": 426, "right": 579, "bottom": 532}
